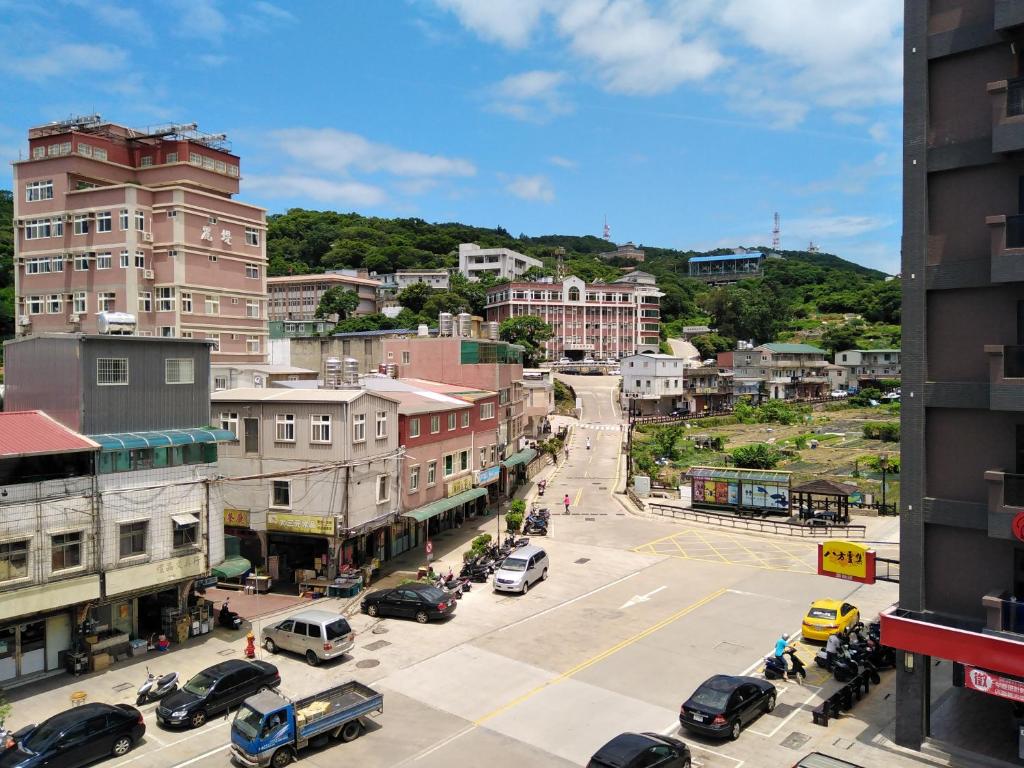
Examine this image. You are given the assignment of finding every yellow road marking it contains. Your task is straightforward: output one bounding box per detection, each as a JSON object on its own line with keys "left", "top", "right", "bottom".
{"left": 633, "top": 527, "right": 817, "bottom": 574}
{"left": 474, "top": 587, "right": 728, "bottom": 726}
{"left": 574, "top": 487, "right": 583, "bottom": 507}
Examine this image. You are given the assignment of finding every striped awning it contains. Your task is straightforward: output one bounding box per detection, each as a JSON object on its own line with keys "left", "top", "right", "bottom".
{"left": 88, "top": 428, "right": 236, "bottom": 451}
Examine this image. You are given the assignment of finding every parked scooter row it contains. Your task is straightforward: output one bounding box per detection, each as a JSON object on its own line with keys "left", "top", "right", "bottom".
{"left": 523, "top": 505, "right": 550, "bottom": 536}
{"left": 814, "top": 621, "right": 891, "bottom": 683}
{"left": 459, "top": 536, "right": 532, "bottom": 583}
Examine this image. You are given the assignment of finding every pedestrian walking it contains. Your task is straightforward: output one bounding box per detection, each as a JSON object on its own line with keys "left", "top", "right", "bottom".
{"left": 565, "top": 444, "right": 570, "bottom": 461}
{"left": 563, "top": 493, "right": 571, "bottom": 515}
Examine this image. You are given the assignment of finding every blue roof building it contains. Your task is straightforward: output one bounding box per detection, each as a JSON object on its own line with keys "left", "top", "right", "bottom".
{"left": 688, "top": 252, "right": 765, "bottom": 283}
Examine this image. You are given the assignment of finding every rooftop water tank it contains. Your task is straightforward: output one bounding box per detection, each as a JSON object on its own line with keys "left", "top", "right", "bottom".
{"left": 439, "top": 312, "right": 454, "bottom": 337}
{"left": 457, "top": 312, "right": 472, "bottom": 338}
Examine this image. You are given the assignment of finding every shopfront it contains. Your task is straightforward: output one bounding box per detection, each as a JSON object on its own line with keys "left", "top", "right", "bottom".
{"left": 476, "top": 465, "right": 501, "bottom": 505}
{"left": 501, "top": 448, "right": 538, "bottom": 497}
{"left": 266, "top": 512, "right": 335, "bottom": 585}
{"left": 0, "top": 573, "right": 100, "bottom": 683}
{"left": 402, "top": 487, "right": 488, "bottom": 539}
{"left": 224, "top": 508, "right": 263, "bottom": 569}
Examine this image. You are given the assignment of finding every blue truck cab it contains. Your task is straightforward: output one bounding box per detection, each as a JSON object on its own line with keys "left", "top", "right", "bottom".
{"left": 230, "top": 683, "right": 383, "bottom": 767}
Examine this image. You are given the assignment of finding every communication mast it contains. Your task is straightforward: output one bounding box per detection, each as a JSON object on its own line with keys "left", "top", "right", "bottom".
{"left": 554, "top": 247, "right": 566, "bottom": 280}
{"left": 602, "top": 215, "right": 611, "bottom": 241}
{"left": 771, "top": 212, "right": 781, "bottom": 250}
{"left": 808, "top": 241, "right": 820, "bottom": 253}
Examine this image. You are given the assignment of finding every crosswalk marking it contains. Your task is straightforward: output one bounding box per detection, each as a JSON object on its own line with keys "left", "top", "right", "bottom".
{"left": 580, "top": 423, "right": 621, "bottom": 431}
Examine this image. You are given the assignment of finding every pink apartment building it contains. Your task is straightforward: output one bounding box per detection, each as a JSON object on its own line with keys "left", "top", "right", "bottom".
{"left": 267, "top": 271, "right": 380, "bottom": 321}
{"left": 12, "top": 116, "right": 267, "bottom": 363}
{"left": 485, "top": 274, "right": 662, "bottom": 360}
{"left": 381, "top": 336, "right": 525, "bottom": 456}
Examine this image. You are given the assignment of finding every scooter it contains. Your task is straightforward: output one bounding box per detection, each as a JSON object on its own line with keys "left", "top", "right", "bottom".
{"left": 218, "top": 601, "right": 243, "bottom": 630}
{"left": 522, "top": 513, "right": 548, "bottom": 536}
{"left": 537, "top": 479, "right": 546, "bottom": 497}
{"left": 832, "top": 647, "right": 880, "bottom": 684}
{"left": 764, "top": 648, "right": 807, "bottom": 681}
{"left": 136, "top": 666, "right": 179, "bottom": 705}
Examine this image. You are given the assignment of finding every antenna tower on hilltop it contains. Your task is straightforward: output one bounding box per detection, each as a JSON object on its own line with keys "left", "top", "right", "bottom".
{"left": 602, "top": 215, "right": 611, "bottom": 241}
{"left": 771, "top": 212, "right": 781, "bottom": 250}
{"left": 555, "top": 247, "right": 566, "bottom": 280}
{"left": 808, "top": 241, "right": 820, "bottom": 253}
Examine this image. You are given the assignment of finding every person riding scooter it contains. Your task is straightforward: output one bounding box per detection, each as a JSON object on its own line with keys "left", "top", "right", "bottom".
{"left": 218, "top": 600, "right": 242, "bottom": 630}
{"left": 537, "top": 478, "right": 546, "bottom": 496}
{"left": 586, "top": 437, "right": 591, "bottom": 450}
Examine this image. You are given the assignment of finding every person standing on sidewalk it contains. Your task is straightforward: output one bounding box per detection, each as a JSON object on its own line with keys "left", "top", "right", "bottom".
{"left": 563, "top": 493, "right": 571, "bottom": 515}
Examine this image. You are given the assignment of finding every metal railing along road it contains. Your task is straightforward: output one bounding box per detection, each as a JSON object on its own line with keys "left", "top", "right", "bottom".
{"left": 648, "top": 503, "right": 867, "bottom": 539}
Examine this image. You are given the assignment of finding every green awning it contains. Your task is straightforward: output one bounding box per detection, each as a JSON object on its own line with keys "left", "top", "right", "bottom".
{"left": 89, "top": 428, "right": 236, "bottom": 451}
{"left": 402, "top": 488, "right": 488, "bottom": 523}
{"left": 211, "top": 556, "right": 251, "bottom": 580}
{"left": 502, "top": 448, "right": 538, "bottom": 469}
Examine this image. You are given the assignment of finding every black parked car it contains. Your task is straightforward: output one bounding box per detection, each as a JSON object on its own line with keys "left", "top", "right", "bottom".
{"left": 157, "top": 659, "right": 279, "bottom": 729}
{"left": 679, "top": 675, "right": 776, "bottom": 740}
{"left": 361, "top": 583, "right": 456, "bottom": 623}
{"left": 588, "top": 732, "right": 691, "bottom": 768}
{"left": 0, "top": 703, "right": 144, "bottom": 768}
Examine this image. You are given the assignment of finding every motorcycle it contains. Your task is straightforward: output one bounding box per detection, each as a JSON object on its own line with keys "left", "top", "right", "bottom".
{"left": 136, "top": 666, "right": 179, "bottom": 705}
{"left": 460, "top": 558, "right": 492, "bottom": 583}
{"left": 832, "top": 646, "right": 880, "bottom": 684}
{"left": 522, "top": 513, "right": 548, "bottom": 536}
{"left": 537, "top": 479, "right": 546, "bottom": 497}
{"left": 764, "top": 648, "right": 807, "bottom": 681}
{"left": 218, "top": 601, "right": 243, "bottom": 630}
{"left": 433, "top": 568, "right": 465, "bottom": 599}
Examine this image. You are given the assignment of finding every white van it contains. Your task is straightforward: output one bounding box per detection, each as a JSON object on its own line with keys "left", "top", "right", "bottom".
{"left": 493, "top": 545, "right": 549, "bottom": 594}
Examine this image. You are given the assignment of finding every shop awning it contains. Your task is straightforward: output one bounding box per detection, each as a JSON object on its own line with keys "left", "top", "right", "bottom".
{"left": 88, "top": 428, "right": 236, "bottom": 451}
{"left": 402, "top": 488, "right": 487, "bottom": 524}
{"left": 211, "top": 556, "right": 251, "bottom": 580}
{"left": 171, "top": 513, "right": 200, "bottom": 527}
{"left": 502, "top": 448, "right": 538, "bottom": 468}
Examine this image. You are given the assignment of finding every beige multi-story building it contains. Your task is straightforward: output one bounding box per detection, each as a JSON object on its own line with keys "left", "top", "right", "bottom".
{"left": 719, "top": 343, "right": 830, "bottom": 401}
{"left": 12, "top": 115, "right": 267, "bottom": 363}
{"left": 458, "top": 242, "right": 542, "bottom": 282}
{"left": 267, "top": 270, "right": 380, "bottom": 322}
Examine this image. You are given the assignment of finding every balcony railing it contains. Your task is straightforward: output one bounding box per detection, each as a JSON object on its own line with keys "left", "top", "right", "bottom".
{"left": 984, "top": 591, "right": 1024, "bottom": 635}
{"left": 1010, "top": 77, "right": 1024, "bottom": 117}
{"left": 1008, "top": 213, "right": 1024, "bottom": 249}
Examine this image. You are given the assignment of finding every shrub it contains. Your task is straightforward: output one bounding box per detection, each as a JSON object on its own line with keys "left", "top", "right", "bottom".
{"left": 730, "top": 443, "right": 784, "bottom": 469}
{"left": 863, "top": 422, "right": 900, "bottom": 442}
{"left": 505, "top": 511, "right": 523, "bottom": 533}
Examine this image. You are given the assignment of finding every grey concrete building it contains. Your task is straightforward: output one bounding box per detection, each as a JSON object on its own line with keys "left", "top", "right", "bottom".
{"left": 211, "top": 388, "right": 402, "bottom": 583}
{"left": 883, "top": 2, "right": 1024, "bottom": 761}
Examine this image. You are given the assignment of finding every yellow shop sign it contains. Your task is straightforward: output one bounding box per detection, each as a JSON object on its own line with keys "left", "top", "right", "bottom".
{"left": 446, "top": 475, "right": 473, "bottom": 497}
{"left": 268, "top": 513, "right": 336, "bottom": 537}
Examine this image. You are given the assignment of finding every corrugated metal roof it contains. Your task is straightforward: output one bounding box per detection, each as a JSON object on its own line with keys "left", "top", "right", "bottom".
{"left": 684, "top": 465, "right": 791, "bottom": 482}
{"left": 690, "top": 253, "right": 765, "bottom": 264}
{"left": 89, "top": 428, "right": 236, "bottom": 451}
{"left": 761, "top": 343, "right": 826, "bottom": 354}
{"left": 211, "top": 387, "right": 399, "bottom": 404}
{"left": 0, "top": 411, "right": 99, "bottom": 458}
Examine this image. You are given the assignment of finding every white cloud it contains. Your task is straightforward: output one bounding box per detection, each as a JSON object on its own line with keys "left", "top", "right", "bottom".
{"left": 432, "top": 0, "right": 545, "bottom": 48}
{"left": 554, "top": 0, "right": 727, "bottom": 95}
{"left": 268, "top": 128, "right": 476, "bottom": 178}
{"left": 65, "top": 1, "right": 152, "bottom": 43}
{"left": 393, "top": 178, "right": 438, "bottom": 196}
{"left": 253, "top": 1, "right": 295, "bottom": 21}
{"left": 171, "top": 0, "right": 227, "bottom": 42}
{"left": 868, "top": 121, "right": 889, "bottom": 143}
{"left": 4, "top": 43, "right": 128, "bottom": 80}
{"left": 548, "top": 155, "right": 577, "bottom": 169}
{"left": 488, "top": 70, "right": 572, "bottom": 122}
{"left": 833, "top": 112, "right": 868, "bottom": 126}
{"left": 244, "top": 175, "right": 387, "bottom": 207}
{"left": 198, "top": 53, "right": 229, "bottom": 67}
{"left": 505, "top": 174, "right": 555, "bottom": 202}
{"left": 787, "top": 214, "right": 894, "bottom": 240}
{"left": 802, "top": 153, "right": 897, "bottom": 196}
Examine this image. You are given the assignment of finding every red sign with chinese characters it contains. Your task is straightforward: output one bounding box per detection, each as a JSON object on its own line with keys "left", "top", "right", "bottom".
{"left": 964, "top": 665, "right": 1024, "bottom": 703}
{"left": 1012, "top": 512, "right": 1024, "bottom": 542}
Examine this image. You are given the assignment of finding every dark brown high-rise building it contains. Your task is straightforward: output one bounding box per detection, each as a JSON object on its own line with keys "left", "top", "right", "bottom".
{"left": 884, "top": 1, "right": 1024, "bottom": 760}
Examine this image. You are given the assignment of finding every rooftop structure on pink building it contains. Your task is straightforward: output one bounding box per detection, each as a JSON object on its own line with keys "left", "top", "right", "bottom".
{"left": 12, "top": 115, "right": 267, "bottom": 363}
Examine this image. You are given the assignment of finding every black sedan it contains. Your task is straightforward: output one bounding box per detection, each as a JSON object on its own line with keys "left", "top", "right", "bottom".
{"left": 361, "top": 583, "right": 456, "bottom": 623}
{"left": 588, "top": 732, "right": 691, "bottom": 768}
{"left": 156, "top": 659, "right": 279, "bottom": 729}
{"left": 679, "top": 675, "right": 776, "bottom": 740}
{"left": 0, "top": 702, "right": 144, "bottom": 768}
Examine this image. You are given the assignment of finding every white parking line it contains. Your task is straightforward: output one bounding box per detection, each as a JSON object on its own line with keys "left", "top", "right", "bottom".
{"left": 413, "top": 724, "right": 474, "bottom": 761}
{"left": 498, "top": 571, "right": 641, "bottom": 632}
{"left": 169, "top": 744, "right": 230, "bottom": 768}
{"left": 748, "top": 685, "right": 821, "bottom": 738}
{"left": 111, "top": 719, "right": 231, "bottom": 767}
{"left": 656, "top": 724, "right": 744, "bottom": 768}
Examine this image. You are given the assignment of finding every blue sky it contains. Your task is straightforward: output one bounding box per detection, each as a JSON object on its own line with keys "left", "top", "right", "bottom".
{"left": 0, "top": 1, "right": 903, "bottom": 273}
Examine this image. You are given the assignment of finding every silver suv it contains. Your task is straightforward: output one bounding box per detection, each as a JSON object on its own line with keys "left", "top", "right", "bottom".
{"left": 261, "top": 609, "right": 354, "bottom": 666}
{"left": 493, "top": 545, "right": 549, "bottom": 594}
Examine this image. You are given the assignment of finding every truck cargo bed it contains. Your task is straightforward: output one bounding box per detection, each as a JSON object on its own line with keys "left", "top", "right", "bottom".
{"left": 295, "top": 681, "right": 383, "bottom": 741}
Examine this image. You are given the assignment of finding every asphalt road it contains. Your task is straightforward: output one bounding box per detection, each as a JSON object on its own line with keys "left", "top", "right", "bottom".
{"left": 69, "top": 373, "right": 916, "bottom": 768}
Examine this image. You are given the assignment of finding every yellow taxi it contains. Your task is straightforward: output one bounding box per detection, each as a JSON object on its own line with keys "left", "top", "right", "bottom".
{"left": 801, "top": 599, "right": 860, "bottom": 641}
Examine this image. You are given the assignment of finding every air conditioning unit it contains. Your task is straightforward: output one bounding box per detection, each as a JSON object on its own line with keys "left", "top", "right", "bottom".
{"left": 142, "top": 232, "right": 154, "bottom": 243}
{"left": 143, "top": 269, "right": 155, "bottom": 280}
{"left": 69, "top": 314, "right": 81, "bottom": 324}
{"left": 63, "top": 213, "right": 74, "bottom": 222}
{"left": 18, "top": 316, "right": 30, "bottom": 326}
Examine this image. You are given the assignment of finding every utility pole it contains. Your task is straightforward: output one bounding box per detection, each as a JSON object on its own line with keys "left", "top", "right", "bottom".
{"left": 880, "top": 453, "right": 889, "bottom": 515}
